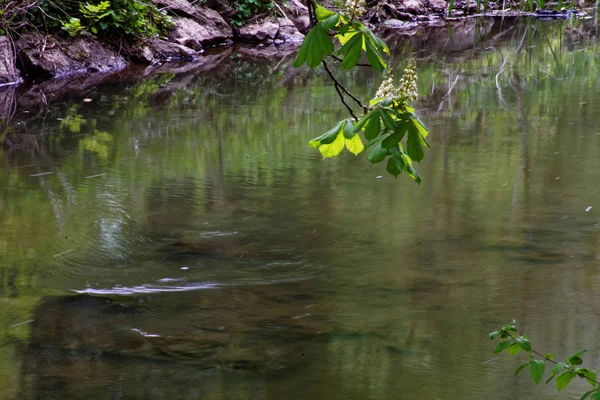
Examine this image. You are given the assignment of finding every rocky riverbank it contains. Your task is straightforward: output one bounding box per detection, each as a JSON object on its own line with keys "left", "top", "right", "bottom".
{"left": 0, "top": 0, "right": 311, "bottom": 86}
{"left": 0, "top": 0, "right": 592, "bottom": 94}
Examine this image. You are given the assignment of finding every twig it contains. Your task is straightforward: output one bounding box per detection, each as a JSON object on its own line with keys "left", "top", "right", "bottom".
{"left": 321, "top": 60, "right": 365, "bottom": 110}
{"left": 333, "top": 79, "right": 359, "bottom": 121}
{"left": 272, "top": 1, "right": 288, "bottom": 20}
{"left": 329, "top": 55, "right": 371, "bottom": 67}
{"left": 506, "top": 331, "right": 600, "bottom": 385}
{"left": 306, "top": 0, "right": 365, "bottom": 121}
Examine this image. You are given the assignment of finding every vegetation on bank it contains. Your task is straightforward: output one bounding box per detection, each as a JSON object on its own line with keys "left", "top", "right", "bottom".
{"left": 0, "top": 0, "right": 280, "bottom": 40}
{"left": 0, "top": 0, "right": 173, "bottom": 39}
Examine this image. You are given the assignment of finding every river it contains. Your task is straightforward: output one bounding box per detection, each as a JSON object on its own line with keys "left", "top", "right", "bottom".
{"left": 1, "top": 17, "right": 599, "bottom": 400}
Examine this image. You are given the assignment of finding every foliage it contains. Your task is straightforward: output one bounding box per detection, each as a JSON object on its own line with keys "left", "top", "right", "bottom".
{"left": 230, "top": 0, "right": 275, "bottom": 27}
{"left": 294, "top": 1, "right": 429, "bottom": 183}
{"left": 0, "top": 0, "right": 41, "bottom": 36}
{"left": 1, "top": 0, "right": 172, "bottom": 39}
{"left": 490, "top": 325, "right": 600, "bottom": 398}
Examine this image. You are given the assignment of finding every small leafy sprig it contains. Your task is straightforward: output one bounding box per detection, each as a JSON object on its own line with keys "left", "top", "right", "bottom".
{"left": 490, "top": 325, "right": 600, "bottom": 399}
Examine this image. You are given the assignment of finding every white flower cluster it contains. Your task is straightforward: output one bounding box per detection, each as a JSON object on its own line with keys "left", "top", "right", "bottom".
{"left": 399, "top": 60, "right": 418, "bottom": 102}
{"left": 345, "top": 0, "right": 367, "bottom": 19}
{"left": 375, "top": 75, "right": 398, "bottom": 99}
{"left": 374, "top": 60, "right": 418, "bottom": 101}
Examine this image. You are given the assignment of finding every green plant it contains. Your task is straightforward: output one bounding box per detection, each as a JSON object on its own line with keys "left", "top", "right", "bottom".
{"left": 32, "top": 0, "right": 173, "bottom": 39}
{"left": 231, "top": 0, "right": 275, "bottom": 27}
{"left": 490, "top": 324, "right": 600, "bottom": 399}
{"left": 61, "top": 17, "right": 83, "bottom": 36}
{"left": 293, "top": 1, "right": 429, "bottom": 183}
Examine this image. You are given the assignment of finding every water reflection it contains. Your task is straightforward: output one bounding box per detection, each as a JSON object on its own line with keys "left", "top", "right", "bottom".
{"left": 1, "top": 17, "right": 600, "bottom": 400}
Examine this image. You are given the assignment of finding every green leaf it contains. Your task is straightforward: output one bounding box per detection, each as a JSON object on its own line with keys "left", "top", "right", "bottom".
{"left": 321, "top": 13, "right": 340, "bottom": 30}
{"left": 571, "top": 350, "right": 588, "bottom": 359}
{"left": 309, "top": 120, "right": 346, "bottom": 147}
{"left": 545, "top": 353, "right": 555, "bottom": 361}
{"left": 363, "top": 27, "right": 389, "bottom": 54}
{"left": 546, "top": 362, "right": 567, "bottom": 383}
{"left": 379, "top": 109, "right": 397, "bottom": 131}
{"left": 343, "top": 119, "right": 356, "bottom": 139}
{"left": 402, "top": 153, "right": 421, "bottom": 184}
{"left": 570, "top": 356, "right": 584, "bottom": 366}
{"left": 493, "top": 341, "right": 511, "bottom": 354}
{"left": 516, "top": 337, "right": 532, "bottom": 353}
{"left": 293, "top": 28, "right": 313, "bottom": 68}
{"left": 345, "top": 135, "right": 364, "bottom": 156}
{"left": 407, "top": 126, "right": 424, "bottom": 162}
{"left": 293, "top": 25, "right": 334, "bottom": 69}
{"left": 508, "top": 342, "right": 521, "bottom": 355}
{"left": 413, "top": 116, "right": 430, "bottom": 138}
{"left": 515, "top": 362, "right": 530, "bottom": 375}
{"left": 313, "top": 25, "right": 334, "bottom": 58}
{"left": 365, "top": 134, "right": 386, "bottom": 149}
{"left": 591, "top": 390, "right": 600, "bottom": 400}
{"left": 581, "top": 388, "right": 598, "bottom": 400}
{"left": 576, "top": 368, "right": 597, "bottom": 385}
{"left": 315, "top": 3, "right": 336, "bottom": 21}
{"left": 386, "top": 155, "right": 403, "bottom": 177}
{"left": 489, "top": 331, "right": 500, "bottom": 340}
{"left": 364, "top": 34, "right": 387, "bottom": 73}
{"left": 530, "top": 360, "right": 545, "bottom": 384}
{"left": 319, "top": 131, "right": 345, "bottom": 159}
{"left": 411, "top": 117, "right": 431, "bottom": 149}
{"left": 382, "top": 131, "right": 404, "bottom": 150}
{"left": 557, "top": 371, "right": 577, "bottom": 391}
{"left": 353, "top": 109, "right": 375, "bottom": 134}
{"left": 338, "top": 33, "right": 364, "bottom": 70}
{"left": 368, "top": 143, "right": 387, "bottom": 164}
{"left": 364, "top": 110, "right": 381, "bottom": 141}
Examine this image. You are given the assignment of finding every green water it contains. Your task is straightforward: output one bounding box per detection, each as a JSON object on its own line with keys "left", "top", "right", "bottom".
{"left": 1, "top": 17, "right": 600, "bottom": 400}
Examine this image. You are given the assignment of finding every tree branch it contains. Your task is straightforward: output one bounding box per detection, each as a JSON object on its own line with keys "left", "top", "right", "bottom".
{"left": 329, "top": 54, "right": 371, "bottom": 67}
{"left": 322, "top": 60, "right": 365, "bottom": 111}
{"left": 306, "top": 0, "right": 367, "bottom": 121}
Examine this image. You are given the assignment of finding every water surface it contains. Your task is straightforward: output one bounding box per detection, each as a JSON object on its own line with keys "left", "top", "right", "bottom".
{"left": 1, "top": 17, "right": 600, "bottom": 400}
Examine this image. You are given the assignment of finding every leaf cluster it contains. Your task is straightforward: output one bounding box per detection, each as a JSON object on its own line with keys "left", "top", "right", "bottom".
{"left": 295, "top": 3, "right": 429, "bottom": 182}
{"left": 230, "top": 0, "right": 275, "bottom": 27}
{"left": 309, "top": 95, "right": 429, "bottom": 182}
{"left": 293, "top": 4, "right": 389, "bottom": 72}
{"left": 490, "top": 325, "right": 600, "bottom": 399}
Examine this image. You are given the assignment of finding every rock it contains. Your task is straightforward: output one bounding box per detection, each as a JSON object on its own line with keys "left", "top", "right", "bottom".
{"left": 284, "top": 0, "right": 310, "bottom": 32}
{"left": 16, "top": 33, "right": 126, "bottom": 79}
{"left": 275, "top": 18, "right": 305, "bottom": 43}
{"left": 0, "top": 36, "right": 20, "bottom": 85}
{"left": 150, "top": 0, "right": 199, "bottom": 17}
{"left": 139, "top": 38, "right": 200, "bottom": 63}
{"left": 291, "top": 15, "right": 311, "bottom": 32}
{"left": 427, "top": 0, "right": 448, "bottom": 11}
{"left": 169, "top": 16, "right": 232, "bottom": 50}
{"left": 237, "top": 44, "right": 299, "bottom": 60}
{"left": 195, "top": 7, "right": 233, "bottom": 35}
{"left": 384, "top": 19, "right": 406, "bottom": 28}
{"left": 238, "top": 21, "right": 280, "bottom": 42}
{"left": 151, "top": 0, "right": 233, "bottom": 32}
{"left": 399, "top": 0, "right": 427, "bottom": 14}
{"left": 377, "top": 2, "right": 416, "bottom": 20}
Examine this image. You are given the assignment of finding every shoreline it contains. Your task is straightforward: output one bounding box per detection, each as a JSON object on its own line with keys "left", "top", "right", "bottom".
{"left": 0, "top": 1, "right": 595, "bottom": 119}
